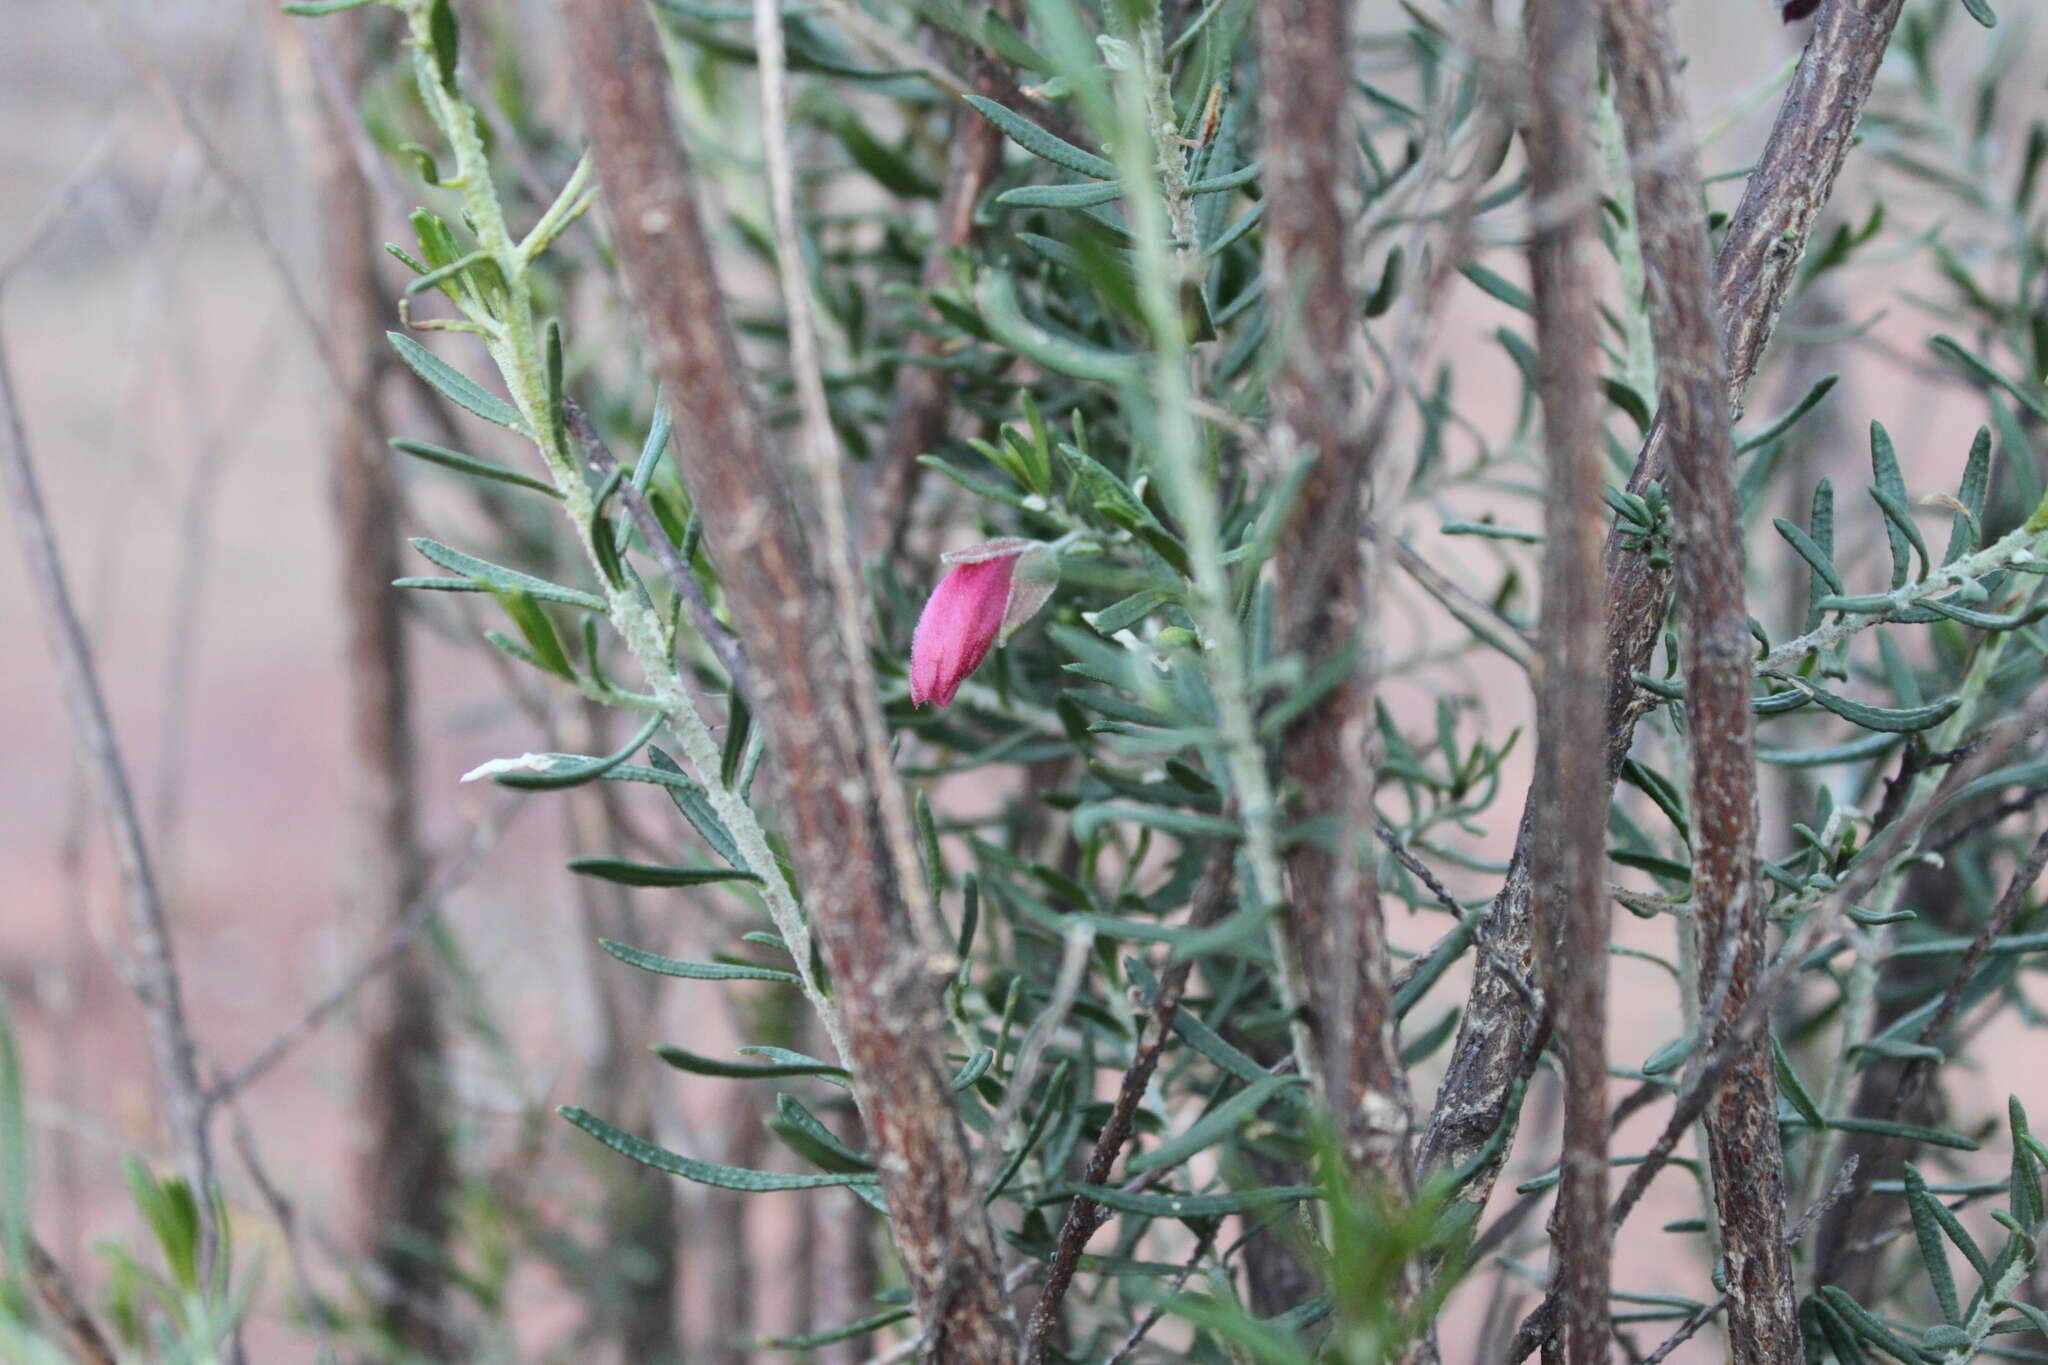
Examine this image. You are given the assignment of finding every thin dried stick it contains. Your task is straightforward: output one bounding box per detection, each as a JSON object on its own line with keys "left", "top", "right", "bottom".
{"left": 206, "top": 797, "right": 519, "bottom": 1110}
{"left": 0, "top": 313, "right": 221, "bottom": 1280}
{"left": 1522, "top": 0, "right": 1611, "bottom": 1356}
{"left": 1023, "top": 840, "right": 1235, "bottom": 1361}
{"left": 28, "top": 1237, "right": 119, "bottom": 1365}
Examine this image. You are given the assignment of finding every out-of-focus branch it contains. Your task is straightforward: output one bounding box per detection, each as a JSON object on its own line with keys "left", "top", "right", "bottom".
{"left": 1599, "top": 0, "right": 1796, "bottom": 1357}
{"left": 1520, "top": 0, "right": 1610, "bottom": 1357}
{"left": 1416, "top": 0, "right": 1908, "bottom": 1214}
{"left": 557, "top": 3, "right": 1016, "bottom": 1358}
{"left": 28, "top": 1237, "right": 119, "bottom": 1365}
{"left": 304, "top": 15, "right": 458, "bottom": 1353}
{"left": 1259, "top": 0, "right": 1411, "bottom": 1201}
{"left": 0, "top": 313, "right": 221, "bottom": 1279}
{"left": 863, "top": 13, "right": 1009, "bottom": 560}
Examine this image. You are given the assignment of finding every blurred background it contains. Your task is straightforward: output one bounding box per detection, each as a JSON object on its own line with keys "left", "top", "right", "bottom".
{"left": 4, "top": 0, "right": 2046, "bottom": 1361}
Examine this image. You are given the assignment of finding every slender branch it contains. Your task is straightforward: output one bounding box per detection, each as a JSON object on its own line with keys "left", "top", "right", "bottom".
{"left": 1416, "top": 0, "right": 1909, "bottom": 1217}
{"left": 0, "top": 311, "right": 221, "bottom": 1279}
{"left": 559, "top": 4, "right": 1016, "bottom": 1356}
{"left": 1522, "top": 0, "right": 1612, "bottom": 1357}
{"left": 28, "top": 1237, "right": 119, "bottom": 1365}
{"left": 1023, "top": 840, "right": 1235, "bottom": 1361}
{"left": 1260, "top": 0, "right": 1413, "bottom": 1201}
{"left": 1602, "top": 2, "right": 1795, "bottom": 1355}
{"left": 863, "top": 10, "right": 1010, "bottom": 560}
{"left": 206, "top": 797, "right": 519, "bottom": 1111}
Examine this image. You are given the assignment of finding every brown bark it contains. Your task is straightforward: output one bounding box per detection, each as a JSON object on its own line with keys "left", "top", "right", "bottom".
{"left": 1601, "top": 0, "right": 1796, "bottom": 1357}
{"left": 314, "top": 17, "right": 455, "bottom": 1356}
{"left": 1259, "top": 0, "right": 1411, "bottom": 1198}
{"left": 558, "top": 4, "right": 1016, "bottom": 1359}
{"left": 1416, "top": 0, "right": 1909, "bottom": 1214}
{"left": 1522, "top": 0, "right": 1612, "bottom": 1357}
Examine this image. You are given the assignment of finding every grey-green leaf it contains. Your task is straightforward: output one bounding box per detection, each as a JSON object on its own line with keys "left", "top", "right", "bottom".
{"left": 560, "top": 1106, "right": 875, "bottom": 1191}
{"left": 965, "top": 95, "right": 1117, "bottom": 179}
{"left": 388, "top": 332, "right": 525, "bottom": 431}
{"left": 598, "top": 938, "right": 798, "bottom": 984}
{"left": 567, "top": 858, "right": 762, "bottom": 887}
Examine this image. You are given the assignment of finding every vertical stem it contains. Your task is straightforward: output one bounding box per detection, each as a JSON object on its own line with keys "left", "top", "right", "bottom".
{"left": 312, "top": 18, "right": 457, "bottom": 1354}
{"left": 1257, "top": 0, "right": 1413, "bottom": 1196}
{"left": 1602, "top": 0, "right": 1798, "bottom": 1359}
{"left": 0, "top": 324, "right": 220, "bottom": 1278}
{"left": 1522, "top": 0, "right": 1611, "bottom": 1357}
{"left": 557, "top": 2, "right": 1017, "bottom": 1356}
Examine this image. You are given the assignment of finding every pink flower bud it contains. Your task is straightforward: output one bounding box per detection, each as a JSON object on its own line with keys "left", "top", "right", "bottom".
{"left": 910, "top": 538, "right": 1057, "bottom": 708}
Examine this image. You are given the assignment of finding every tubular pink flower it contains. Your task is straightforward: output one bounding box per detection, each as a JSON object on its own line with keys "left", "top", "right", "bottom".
{"left": 910, "top": 538, "right": 1056, "bottom": 708}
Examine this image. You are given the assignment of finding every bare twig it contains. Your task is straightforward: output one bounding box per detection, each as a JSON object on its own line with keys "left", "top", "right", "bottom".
{"left": 1023, "top": 840, "right": 1235, "bottom": 1361}
{"left": 1521, "top": 0, "right": 1611, "bottom": 1356}
{"left": 205, "top": 797, "right": 519, "bottom": 1110}
{"left": 0, "top": 311, "right": 222, "bottom": 1280}
{"left": 559, "top": 3, "right": 1017, "bottom": 1356}
{"left": 28, "top": 1237, "right": 119, "bottom": 1365}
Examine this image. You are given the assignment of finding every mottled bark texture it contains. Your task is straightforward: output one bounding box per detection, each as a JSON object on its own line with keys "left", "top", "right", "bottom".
{"left": 863, "top": 10, "right": 1009, "bottom": 560}
{"left": 1416, "top": 0, "right": 1908, "bottom": 1213}
{"left": 557, "top": 4, "right": 1016, "bottom": 1359}
{"left": 315, "top": 20, "right": 457, "bottom": 1355}
{"left": 1521, "top": 0, "right": 1611, "bottom": 1357}
{"left": 1601, "top": 0, "right": 1797, "bottom": 1358}
{"left": 1258, "top": 0, "right": 1411, "bottom": 1196}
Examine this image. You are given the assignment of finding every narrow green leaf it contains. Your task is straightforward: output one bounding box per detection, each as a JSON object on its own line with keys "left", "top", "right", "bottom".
{"left": 1903, "top": 1165, "right": 1966, "bottom": 1324}
{"left": 599, "top": 938, "right": 798, "bottom": 984}
{"left": 759, "top": 1307, "right": 913, "bottom": 1350}
{"left": 1062, "top": 1182, "right": 1318, "bottom": 1218}
{"left": 1786, "top": 680, "right": 1961, "bottom": 733}
{"left": 1126, "top": 1075, "right": 1306, "bottom": 1175}
{"left": 567, "top": 858, "right": 762, "bottom": 887}
{"left": 494, "top": 711, "right": 663, "bottom": 790}
{"left": 1870, "top": 422, "right": 1912, "bottom": 588}
{"left": 1819, "top": 1116, "right": 1979, "bottom": 1151}
{"left": 965, "top": 95, "right": 1117, "bottom": 179}
{"left": 493, "top": 588, "right": 576, "bottom": 680}
{"left": 643, "top": 747, "right": 749, "bottom": 870}
{"left": 428, "top": 0, "right": 459, "bottom": 86}
{"left": 1773, "top": 1035, "right": 1826, "bottom": 1129}
{"left": 392, "top": 438, "right": 560, "bottom": 497}
{"left": 1458, "top": 261, "right": 1533, "bottom": 314}
{"left": 951, "top": 1048, "right": 995, "bottom": 1090}
{"left": 1868, "top": 485, "right": 1932, "bottom": 583}
{"left": 1956, "top": 0, "right": 1996, "bottom": 28}
{"left": 999, "top": 180, "right": 1126, "bottom": 208}
{"left": 560, "top": 1106, "right": 874, "bottom": 1191}
{"left": 388, "top": 333, "right": 527, "bottom": 431}
{"left": 1774, "top": 516, "right": 1844, "bottom": 595}
{"left": 651, "top": 1046, "right": 849, "bottom": 1083}
{"left": 283, "top": 0, "right": 377, "bottom": 13}
{"left": 1931, "top": 333, "right": 2048, "bottom": 423}
{"left": 720, "top": 692, "right": 752, "bottom": 791}
{"left": 1737, "top": 374, "right": 1839, "bottom": 452}
{"left": 768, "top": 1093, "right": 873, "bottom": 1174}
